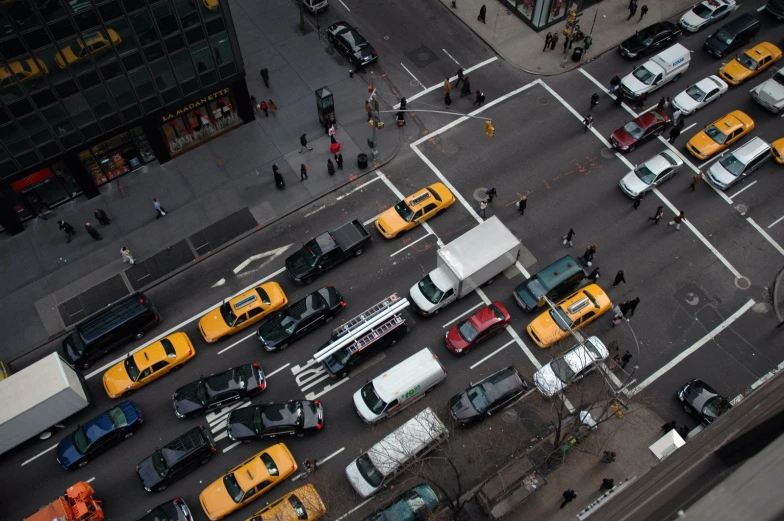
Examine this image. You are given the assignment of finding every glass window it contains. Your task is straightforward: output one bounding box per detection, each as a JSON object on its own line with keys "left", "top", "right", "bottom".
{"left": 63, "top": 93, "right": 96, "bottom": 127}
{"left": 41, "top": 0, "right": 68, "bottom": 22}
{"left": 153, "top": 2, "right": 179, "bottom": 37}
{"left": 205, "top": 17, "right": 225, "bottom": 36}
{"left": 161, "top": 91, "right": 240, "bottom": 156}
{"left": 142, "top": 96, "right": 161, "bottom": 113}
{"left": 66, "top": 1, "right": 95, "bottom": 15}
{"left": 185, "top": 25, "right": 205, "bottom": 45}
{"left": 161, "top": 87, "right": 179, "bottom": 104}
{"left": 39, "top": 140, "right": 62, "bottom": 158}
{"left": 199, "top": 0, "right": 220, "bottom": 16}
{"left": 16, "top": 150, "right": 41, "bottom": 168}
{"left": 81, "top": 122, "right": 103, "bottom": 140}
{"left": 23, "top": 27, "right": 53, "bottom": 51}
{"left": 98, "top": 1, "right": 124, "bottom": 22}
{"left": 149, "top": 58, "right": 175, "bottom": 91}
{"left": 175, "top": 0, "right": 200, "bottom": 29}
{"left": 144, "top": 42, "right": 165, "bottom": 61}
{"left": 190, "top": 41, "right": 214, "bottom": 74}
{"left": 7, "top": 1, "right": 40, "bottom": 32}
{"left": 122, "top": 51, "right": 143, "bottom": 70}
{"left": 107, "top": 76, "right": 136, "bottom": 108}
{"left": 55, "top": 79, "right": 79, "bottom": 99}
{"left": 0, "top": 123, "right": 30, "bottom": 155}
{"left": 199, "top": 69, "right": 217, "bottom": 86}
{"left": 101, "top": 113, "right": 123, "bottom": 131}
{"left": 0, "top": 55, "right": 48, "bottom": 104}
{"left": 165, "top": 34, "right": 185, "bottom": 53}
{"left": 218, "top": 62, "right": 235, "bottom": 78}
{"left": 122, "top": 0, "right": 147, "bottom": 12}
{"left": 100, "top": 60, "right": 122, "bottom": 79}
{"left": 0, "top": 108, "right": 9, "bottom": 125}
{"left": 1, "top": 37, "right": 26, "bottom": 60}
{"left": 55, "top": 31, "right": 117, "bottom": 72}
{"left": 42, "top": 104, "right": 75, "bottom": 136}
{"left": 50, "top": 18, "right": 78, "bottom": 42}
{"left": 59, "top": 131, "right": 83, "bottom": 150}
{"left": 121, "top": 104, "right": 142, "bottom": 122}
{"left": 180, "top": 77, "right": 199, "bottom": 96}
{"left": 106, "top": 18, "right": 133, "bottom": 55}
{"left": 129, "top": 68, "right": 155, "bottom": 98}
{"left": 20, "top": 114, "right": 53, "bottom": 146}
{"left": 9, "top": 98, "right": 33, "bottom": 118}
{"left": 210, "top": 33, "right": 231, "bottom": 67}
{"left": 0, "top": 143, "right": 7, "bottom": 162}
{"left": 170, "top": 50, "right": 195, "bottom": 82}
{"left": 131, "top": 11, "right": 158, "bottom": 46}
{"left": 78, "top": 69, "right": 101, "bottom": 89}
{"left": 74, "top": 9, "right": 100, "bottom": 32}
{"left": 85, "top": 85, "right": 116, "bottom": 118}
{"left": 32, "top": 89, "right": 57, "bottom": 108}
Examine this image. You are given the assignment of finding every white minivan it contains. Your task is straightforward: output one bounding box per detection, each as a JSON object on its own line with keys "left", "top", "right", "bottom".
{"left": 345, "top": 407, "right": 448, "bottom": 498}
{"left": 706, "top": 137, "right": 771, "bottom": 190}
{"left": 353, "top": 348, "right": 447, "bottom": 424}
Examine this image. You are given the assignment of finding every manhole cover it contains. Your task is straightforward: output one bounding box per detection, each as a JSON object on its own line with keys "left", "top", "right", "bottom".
{"left": 600, "top": 148, "right": 615, "bottom": 159}
{"left": 502, "top": 410, "right": 518, "bottom": 422}
{"left": 442, "top": 143, "right": 459, "bottom": 156}
{"left": 734, "top": 203, "right": 748, "bottom": 215}
{"left": 404, "top": 45, "right": 439, "bottom": 68}
{"left": 473, "top": 188, "right": 487, "bottom": 201}
{"left": 537, "top": 96, "right": 549, "bottom": 105}
{"left": 735, "top": 276, "right": 750, "bottom": 290}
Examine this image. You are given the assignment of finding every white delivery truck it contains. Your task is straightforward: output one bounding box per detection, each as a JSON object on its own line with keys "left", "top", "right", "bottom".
{"left": 0, "top": 353, "right": 91, "bottom": 456}
{"left": 620, "top": 44, "right": 690, "bottom": 100}
{"left": 409, "top": 216, "right": 522, "bottom": 316}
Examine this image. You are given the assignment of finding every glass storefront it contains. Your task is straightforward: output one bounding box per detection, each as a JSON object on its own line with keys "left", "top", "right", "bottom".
{"left": 160, "top": 89, "right": 241, "bottom": 156}
{"left": 9, "top": 162, "right": 82, "bottom": 219}
{"left": 78, "top": 126, "right": 155, "bottom": 185}
{"left": 502, "top": 0, "right": 569, "bottom": 30}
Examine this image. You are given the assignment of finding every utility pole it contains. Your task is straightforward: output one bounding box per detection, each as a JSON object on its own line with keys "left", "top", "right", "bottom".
{"left": 368, "top": 76, "right": 379, "bottom": 159}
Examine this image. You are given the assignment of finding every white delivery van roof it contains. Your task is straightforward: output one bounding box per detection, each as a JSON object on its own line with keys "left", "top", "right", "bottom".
{"left": 651, "top": 44, "right": 689, "bottom": 71}
{"left": 372, "top": 348, "right": 444, "bottom": 403}
{"left": 368, "top": 407, "right": 447, "bottom": 476}
{"left": 438, "top": 216, "right": 520, "bottom": 280}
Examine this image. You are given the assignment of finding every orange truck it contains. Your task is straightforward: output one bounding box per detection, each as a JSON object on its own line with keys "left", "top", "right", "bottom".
{"left": 24, "top": 481, "right": 104, "bottom": 521}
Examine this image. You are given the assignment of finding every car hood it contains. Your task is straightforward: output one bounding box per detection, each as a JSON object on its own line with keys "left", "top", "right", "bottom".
{"left": 286, "top": 248, "right": 314, "bottom": 277}
{"left": 227, "top": 408, "right": 258, "bottom": 439}
{"left": 445, "top": 327, "right": 470, "bottom": 351}
{"left": 345, "top": 459, "right": 379, "bottom": 499}
{"left": 688, "top": 134, "right": 720, "bottom": 157}
{"left": 620, "top": 171, "right": 651, "bottom": 196}
{"left": 754, "top": 78, "right": 784, "bottom": 106}
{"left": 621, "top": 34, "right": 650, "bottom": 54}
{"left": 199, "top": 480, "right": 236, "bottom": 520}
{"left": 707, "top": 162, "right": 736, "bottom": 187}
{"left": 199, "top": 310, "right": 227, "bottom": 340}
{"left": 721, "top": 61, "right": 752, "bottom": 82}
{"left": 376, "top": 208, "right": 407, "bottom": 235}
{"left": 611, "top": 127, "right": 637, "bottom": 147}
{"left": 136, "top": 455, "right": 165, "bottom": 489}
{"left": 672, "top": 91, "right": 700, "bottom": 113}
{"left": 56, "top": 435, "right": 84, "bottom": 468}
{"left": 680, "top": 11, "right": 705, "bottom": 28}
{"left": 449, "top": 393, "right": 479, "bottom": 422}
{"left": 621, "top": 75, "right": 648, "bottom": 96}
{"left": 514, "top": 280, "right": 543, "bottom": 311}
{"left": 102, "top": 363, "right": 133, "bottom": 397}
{"left": 533, "top": 366, "right": 564, "bottom": 398}
{"left": 173, "top": 382, "right": 205, "bottom": 416}
{"left": 257, "top": 314, "right": 291, "bottom": 346}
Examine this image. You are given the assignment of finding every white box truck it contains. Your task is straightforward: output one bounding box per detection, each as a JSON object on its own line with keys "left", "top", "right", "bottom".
{"left": 620, "top": 44, "right": 690, "bottom": 99}
{"left": 0, "top": 353, "right": 91, "bottom": 456}
{"left": 409, "top": 216, "right": 522, "bottom": 316}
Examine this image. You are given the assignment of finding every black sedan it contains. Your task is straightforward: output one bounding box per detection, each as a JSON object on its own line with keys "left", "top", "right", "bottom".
{"left": 677, "top": 379, "right": 732, "bottom": 424}
{"left": 172, "top": 363, "right": 266, "bottom": 419}
{"left": 227, "top": 400, "right": 323, "bottom": 441}
{"left": 327, "top": 21, "right": 377, "bottom": 68}
{"left": 257, "top": 286, "right": 345, "bottom": 351}
{"left": 619, "top": 21, "right": 682, "bottom": 59}
{"left": 133, "top": 498, "right": 193, "bottom": 521}
{"left": 449, "top": 367, "right": 528, "bottom": 426}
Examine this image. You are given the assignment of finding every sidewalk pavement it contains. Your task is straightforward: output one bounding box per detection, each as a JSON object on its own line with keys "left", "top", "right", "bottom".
{"left": 0, "top": 0, "right": 404, "bottom": 362}
{"left": 441, "top": 0, "right": 695, "bottom": 75}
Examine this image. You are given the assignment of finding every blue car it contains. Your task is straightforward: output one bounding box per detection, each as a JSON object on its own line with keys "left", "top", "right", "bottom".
{"left": 56, "top": 400, "right": 144, "bottom": 469}
{"left": 363, "top": 484, "right": 439, "bottom": 521}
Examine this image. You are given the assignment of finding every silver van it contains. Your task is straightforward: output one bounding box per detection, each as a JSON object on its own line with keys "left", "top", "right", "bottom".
{"left": 353, "top": 348, "right": 447, "bottom": 423}
{"left": 707, "top": 137, "right": 771, "bottom": 190}
{"left": 345, "top": 407, "right": 448, "bottom": 498}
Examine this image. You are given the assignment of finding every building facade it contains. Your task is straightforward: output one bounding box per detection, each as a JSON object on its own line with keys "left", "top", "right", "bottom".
{"left": 0, "top": 0, "right": 253, "bottom": 234}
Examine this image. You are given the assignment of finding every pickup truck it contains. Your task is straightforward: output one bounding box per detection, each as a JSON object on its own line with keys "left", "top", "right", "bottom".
{"left": 286, "top": 219, "right": 371, "bottom": 284}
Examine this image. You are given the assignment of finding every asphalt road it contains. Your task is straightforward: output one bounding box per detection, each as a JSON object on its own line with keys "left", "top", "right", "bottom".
{"left": 3, "top": 1, "right": 784, "bottom": 520}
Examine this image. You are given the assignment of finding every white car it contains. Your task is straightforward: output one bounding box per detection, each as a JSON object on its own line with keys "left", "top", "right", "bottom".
{"left": 619, "top": 151, "right": 684, "bottom": 198}
{"left": 752, "top": 69, "right": 784, "bottom": 114}
{"left": 671, "top": 75, "right": 728, "bottom": 115}
{"left": 534, "top": 336, "right": 609, "bottom": 397}
{"left": 679, "top": 0, "right": 736, "bottom": 32}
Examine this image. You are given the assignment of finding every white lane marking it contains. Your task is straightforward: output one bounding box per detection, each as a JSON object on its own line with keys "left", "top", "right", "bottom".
{"left": 217, "top": 331, "right": 256, "bottom": 355}
{"left": 86, "top": 477, "right": 95, "bottom": 483}
{"left": 223, "top": 441, "right": 241, "bottom": 453}
{"left": 305, "top": 205, "right": 325, "bottom": 217}
{"left": 211, "top": 278, "right": 226, "bottom": 288}
{"left": 756, "top": 4, "right": 767, "bottom": 10}
{"left": 598, "top": 362, "right": 624, "bottom": 388}
{"left": 442, "top": 49, "right": 461, "bottom": 66}
{"left": 337, "top": 498, "right": 374, "bottom": 521}
{"left": 319, "top": 446, "right": 345, "bottom": 464}
{"left": 400, "top": 63, "right": 425, "bottom": 91}
{"left": 394, "top": 57, "right": 498, "bottom": 107}
{"left": 747, "top": 218, "right": 784, "bottom": 257}
{"left": 364, "top": 212, "right": 384, "bottom": 226}
{"left": 21, "top": 444, "right": 57, "bottom": 466}
{"left": 390, "top": 233, "right": 434, "bottom": 257}
{"left": 232, "top": 245, "right": 293, "bottom": 275}
{"left": 301, "top": 373, "right": 333, "bottom": 392}
{"left": 577, "top": 68, "right": 636, "bottom": 117}
{"left": 728, "top": 180, "right": 757, "bottom": 200}
{"left": 627, "top": 299, "right": 755, "bottom": 396}
{"left": 768, "top": 214, "right": 784, "bottom": 229}
{"left": 750, "top": 360, "right": 784, "bottom": 391}
{"left": 213, "top": 431, "right": 228, "bottom": 442}
{"left": 85, "top": 267, "right": 287, "bottom": 379}
{"left": 338, "top": 0, "right": 350, "bottom": 10}
{"left": 266, "top": 363, "right": 291, "bottom": 378}
{"left": 638, "top": 104, "right": 657, "bottom": 115}
{"left": 469, "top": 340, "right": 515, "bottom": 370}
{"left": 655, "top": 135, "right": 733, "bottom": 204}
{"left": 442, "top": 302, "right": 485, "bottom": 328}
{"left": 335, "top": 176, "right": 383, "bottom": 201}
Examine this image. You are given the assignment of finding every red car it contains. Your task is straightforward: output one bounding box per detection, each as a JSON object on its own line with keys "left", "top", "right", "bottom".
{"left": 445, "top": 302, "right": 511, "bottom": 355}
{"left": 609, "top": 108, "right": 670, "bottom": 153}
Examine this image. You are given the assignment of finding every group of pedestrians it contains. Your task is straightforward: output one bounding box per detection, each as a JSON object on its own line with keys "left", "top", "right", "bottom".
{"left": 627, "top": 0, "right": 648, "bottom": 22}
{"left": 446, "top": 69, "right": 485, "bottom": 109}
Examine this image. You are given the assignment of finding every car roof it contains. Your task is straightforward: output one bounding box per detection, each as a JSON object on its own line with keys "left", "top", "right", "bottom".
{"left": 713, "top": 110, "right": 752, "bottom": 130}
{"left": 635, "top": 109, "right": 667, "bottom": 128}
{"left": 696, "top": 75, "right": 726, "bottom": 90}
{"left": 559, "top": 284, "right": 611, "bottom": 318}
{"left": 469, "top": 304, "right": 502, "bottom": 330}
{"left": 234, "top": 452, "right": 275, "bottom": 491}
{"left": 642, "top": 154, "right": 673, "bottom": 174}
{"left": 261, "top": 403, "right": 299, "bottom": 428}
{"left": 747, "top": 42, "right": 781, "bottom": 58}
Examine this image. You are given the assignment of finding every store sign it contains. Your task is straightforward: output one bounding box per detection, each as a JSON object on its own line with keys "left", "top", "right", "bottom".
{"left": 160, "top": 88, "right": 231, "bottom": 122}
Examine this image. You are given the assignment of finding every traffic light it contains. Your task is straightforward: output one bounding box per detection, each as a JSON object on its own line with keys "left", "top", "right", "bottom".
{"left": 568, "top": 9, "right": 580, "bottom": 24}
{"left": 484, "top": 120, "right": 495, "bottom": 137}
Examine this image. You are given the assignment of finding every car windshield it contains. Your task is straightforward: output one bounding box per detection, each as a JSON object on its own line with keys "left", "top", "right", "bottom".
{"left": 661, "top": 152, "right": 679, "bottom": 166}
{"left": 360, "top": 383, "right": 387, "bottom": 414}
{"left": 623, "top": 122, "right": 644, "bottom": 139}
{"left": 107, "top": 406, "right": 128, "bottom": 428}
{"left": 331, "top": 346, "right": 351, "bottom": 364}
{"left": 418, "top": 276, "right": 444, "bottom": 304}
{"left": 457, "top": 320, "right": 479, "bottom": 342}
{"left": 468, "top": 386, "right": 491, "bottom": 413}
{"left": 145, "top": 508, "right": 171, "bottom": 521}
{"left": 72, "top": 426, "right": 90, "bottom": 454}
{"left": 303, "top": 240, "right": 322, "bottom": 266}
{"left": 686, "top": 84, "right": 706, "bottom": 102}
{"left": 634, "top": 165, "right": 656, "bottom": 185}
{"left": 771, "top": 73, "right": 784, "bottom": 87}
{"left": 718, "top": 155, "right": 745, "bottom": 177}
{"left": 394, "top": 200, "right": 415, "bottom": 222}
{"left": 584, "top": 339, "right": 603, "bottom": 359}
{"left": 702, "top": 396, "right": 730, "bottom": 418}
{"left": 288, "top": 495, "right": 308, "bottom": 520}
{"left": 550, "top": 357, "right": 576, "bottom": 384}
{"left": 692, "top": 4, "right": 712, "bottom": 17}
{"left": 704, "top": 125, "right": 727, "bottom": 144}
{"left": 713, "top": 29, "right": 734, "bottom": 45}
{"left": 355, "top": 453, "right": 383, "bottom": 487}
{"left": 550, "top": 308, "right": 572, "bottom": 331}
{"left": 219, "top": 302, "right": 237, "bottom": 326}
{"left": 151, "top": 450, "right": 169, "bottom": 477}
{"left": 196, "top": 381, "right": 209, "bottom": 406}
{"left": 261, "top": 452, "right": 279, "bottom": 475}
{"left": 69, "top": 330, "right": 86, "bottom": 355}
{"left": 223, "top": 474, "right": 244, "bottom": 503}
{"left": 632, "top": 67, "right": 655, "bottom": 85}
{"left": 735, "top": 53, "right": 758, "bottom": 70}
{"left": 124, "top": 356, "right": 141, "bottom": 381}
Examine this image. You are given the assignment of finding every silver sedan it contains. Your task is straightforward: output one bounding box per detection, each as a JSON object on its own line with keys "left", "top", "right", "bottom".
{"left": 619, "top": 151, "right": 685, "bottom": 198}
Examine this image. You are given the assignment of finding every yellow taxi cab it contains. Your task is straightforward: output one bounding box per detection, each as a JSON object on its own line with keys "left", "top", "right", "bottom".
{"left": 718, "top": 42, "right": 782, "bottom": 86}
{"left": 245, "top": 484, "right": 326, "bottom": 521}
{"left": 203, "top": 0, "right": 219, "bottom": 10}
{"left": 0, "top": 58, "right": 49, "bottom": 89}
{"left": 526, "top": 284, "right": 612, "bottom": 348}
{"left": 772, "top": 138, "right": 784, "bottom": 165}
{"left": 55, "top": 29, "right": 122, "bottom": 69}
{"left": 686, "top": 110, "right": 754, "bottom": 161}
{"left": 102, "top": 332, "right": 195, "bottom": 398}
{"left": 199, "top": 282, "right": 287, "bottom": 343}
{"left": 375, "top": 182, "right": 455, "bottom": 239}
{"left": 199, "top": 443, "right": 297, "bottom": 521}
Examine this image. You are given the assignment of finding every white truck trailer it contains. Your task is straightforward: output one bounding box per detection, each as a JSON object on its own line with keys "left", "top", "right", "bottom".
{"left": 0, "top": 353, "right": 91, "bottom": 456}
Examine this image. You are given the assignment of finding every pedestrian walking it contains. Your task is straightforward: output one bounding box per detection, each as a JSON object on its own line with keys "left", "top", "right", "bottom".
{"left": 628, "top": 297, "right": 640, "bottom": 316}
{"left": 250, "top": 95, "right": 258, "bottom": 113}
{"left": 661, "top": 420, "right": 677, "bottom": 433}
{"left": 300, "top": 164, "right": 308, "bottom": 181}
{"left": 443, "top": 79, "right": 451, "bottom": 95}
{"left": 335, "top": 153, "right": 343, "bottom": 170}
{"left": 550, "top": 32, "right": 559, "bottom": 51}
{"left": 543, "top": 32, "right": 552, "bottom": 51}
{"left": 444, "top": 91, "right": 452, "bottom": 108}
{"left": 690, "top": 171, "right": 702, "bottom": 192}
{"left": 560, "top": 489, "right": 577, "bottom": 509}
{"left": 632, "top": 193, "right": 644, "bottom": 210}
{"left": 563, "top": 37, "right": 569, "bottom": 54}
{"left": 669, "top": 211, "right": 685, "bottom": 230}
{"left": 268, "top": 99, "right": 277, "bottom": 115}
{"left": 460, "top": 76, "right": 471, "bottom": 98}
{"left": 327, "top": 159, "right": 336, "bottom": 176}
{"left": 634, "top": 92, "right": 647, "bottom": 110}
{"left": 473, "top": 90, "right": 485, "bottom": 106}
{"left": 479, "top": 200, "right": 488, "bottom": 219}
{"left": 121, "top": 246, "right": 136, "bottom": 265}
{"left": 299, "top": 133, "right": 312, "bottom": 153}
{"left": 517, "top": 195, "right": 527, "bottom": 215}
{"left": 583, "top": 114, "right": 593, "bottom": 133}
{"left": 639, "top": 4, "right": 648, "bottom": 21}
{"left": 609, "top": 73, "right": 621, "bottom": 94}
{"left": 582, "top": 244, "right": 596, "bottom": 266}
{"left": 260, "top": 67, "right": 269, "bottom": 87}
{"left": 611, "top": 314, "right": 623, "bottom": 328}
{"left": 58, "top": 220, "right": 76, "bottom": 242}
{"left": 614, "top": 92, "right": 624, "bottom": 107}
{"left": 94, "top": 208, "right": 111, "bottom": 226}
{"left": 259, "top": 100, "right": 269, "bottom": 117}
{"left": 587, "top": 267, "right": 601, "bottom": 281}
{"left": 627, "top": 1, "right": 637, "bottom": 21}
{"left": 600, "top": 478, "right": 615, "bottom": 491}
{"left": 563, "top": 228, "right": 576, "bottom": 246}
{"left": 657, "top": 96, "right": 670, "bottom": 110}
{"left": 455, "top": 68, "right": 465, "bottom": 88}
{"left": 612, "top": 270, "right": 626, "bottom": 287}
{"left": 590, "top": 93, "right": 599, "bottom": 110}
{"left": 478, "top": 4, "right": 486, "bottom": 23}
{"left": 85, "top": 222, "right": 102, "bottom": 241}
{"left": 602, "top": 451, "right": 617, "bottom": 463}
{"left": 619, "top": 300, "right": 632, "bottom": 316}
{"left": 649, "top": 205, "right": 664, "bottom": 224}
{"left": 153, "top": 198, "right": 166, "bottom": 219}
{"left": 668, "top": 125, "right": 681, "bottom": 144}
{"left": 628, "top": 0, "right": 635, "bottom": 8}
{"left": 672, "top": 109, "right": 682, "bottom": 126}
{"left": 273, "top": 164, "right": 285, "bottom": 189}
{"left": 621, "top": 351, "right": 633, "bottom": 368}
{"left": 678, "top": 425, "right": 689, "bottom": 439}
{"left": 485, "top": 187, "right": 497, "bottom": 203}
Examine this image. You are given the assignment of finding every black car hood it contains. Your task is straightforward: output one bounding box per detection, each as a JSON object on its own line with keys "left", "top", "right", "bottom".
{"left": 683, "top": 382, "right": 718, "bottom": 413}
{"left": 354, "top": 45, "right": 375, "bottom": 60}
{"left": 449, "top": 393, "right": 479, "bottom": 422}
{"left": 258, "top": 314, "right": 292, "bottom": 346}
{"left": 136, "top": 455, "right": 165, "bottom": 489}
{"left": 705, "top": 35, "right": 729, "bottom": 53}
{"left": 286, "top": 249, "right": 313, "bottom": 277}
{"left": 173, "top": 382, "right": 205, "bottom": 416}
{"left": 622, "top": 32, "right": 653, "bottom": 54}
{"left": 228, "top": 408, "right": 258, "bottom": 439}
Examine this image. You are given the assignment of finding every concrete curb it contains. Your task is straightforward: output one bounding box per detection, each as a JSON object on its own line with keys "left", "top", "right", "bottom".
{"left": 774, "top": 266, "right": 784, "bottom": 323}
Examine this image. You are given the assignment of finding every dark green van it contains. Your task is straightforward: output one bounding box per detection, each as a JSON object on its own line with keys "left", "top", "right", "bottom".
{"left": 513, "top": 255, "right": 585, "bottom": 312}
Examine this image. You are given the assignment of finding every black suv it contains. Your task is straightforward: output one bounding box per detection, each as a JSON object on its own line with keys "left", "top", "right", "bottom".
{"left": 619, "top": 21, "right": 682, "bottom": 59}
{"left": 172, "top": 363, "right": 266, "bottom": 418}
{"left": 227, "top": 400, "right": 324, "bottom": 441}
{"left": 449, "top": 367, "right": 529, "bottom": 426}
{"left": 136, "top": 426, "right": 216, "bottom": 492}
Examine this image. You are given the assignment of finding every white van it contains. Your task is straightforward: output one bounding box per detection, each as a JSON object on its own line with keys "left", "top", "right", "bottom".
{"left": 345, "top": 407, "right": 448, "bottom": 498}
{"left": 706, "top": 137, "right": 771, "bottom": 190}
{"left": 620, "top": 44, "right": 690, "bottom": 99}
{"left": 353, "top": 348, "right": 446, "bottom": 423}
